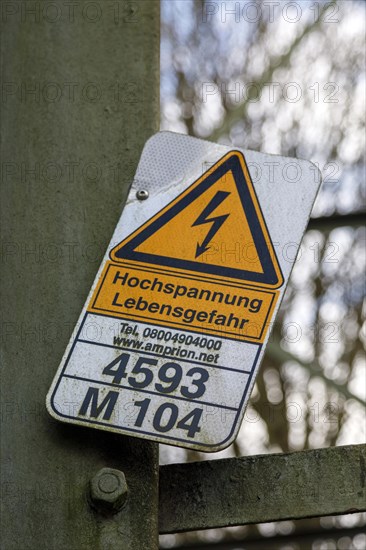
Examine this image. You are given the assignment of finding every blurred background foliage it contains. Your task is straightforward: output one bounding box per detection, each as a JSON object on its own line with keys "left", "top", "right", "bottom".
{"left": 158, "top": 1, "right": 366, "bottom": 548}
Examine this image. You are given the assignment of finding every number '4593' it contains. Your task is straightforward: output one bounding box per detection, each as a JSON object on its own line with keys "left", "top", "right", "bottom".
{"left": 102, "top": 353, "right": 209, "bottom": 399}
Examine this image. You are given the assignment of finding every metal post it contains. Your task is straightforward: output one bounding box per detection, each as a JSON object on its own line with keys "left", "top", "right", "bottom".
{"left": 1, "top": 1, "right": 160, "bottom": 548}
{"left": 159, "top": 444, "right": 366, "bottom": 533}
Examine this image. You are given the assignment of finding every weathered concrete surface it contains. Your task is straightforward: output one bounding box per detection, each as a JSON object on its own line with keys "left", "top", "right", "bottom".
{"left": 159, "top": 444, "right": 366, "bottom": 533}
{"left": 1, "top": 1, "right": 160, "bottom": 548}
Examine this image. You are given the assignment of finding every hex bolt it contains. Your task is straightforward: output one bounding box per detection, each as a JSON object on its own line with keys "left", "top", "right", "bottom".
{"left": 89, "top": 468, "right": 128, "bottom": 515}
{"left": 136, "top": 189, "right": 149, "bottom": 200}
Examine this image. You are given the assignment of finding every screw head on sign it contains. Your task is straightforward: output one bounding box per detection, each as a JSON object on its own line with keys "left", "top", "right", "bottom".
{"left": 136, "top": 189, "right": 149, "bottom": 200}
{"left": 89, "top": 468, "right": 128, "bottom": 514}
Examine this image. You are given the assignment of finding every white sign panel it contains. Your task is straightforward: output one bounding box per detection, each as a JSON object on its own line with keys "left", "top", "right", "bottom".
{"left": 46, "top": 132, "right": 321, "bottom": 452}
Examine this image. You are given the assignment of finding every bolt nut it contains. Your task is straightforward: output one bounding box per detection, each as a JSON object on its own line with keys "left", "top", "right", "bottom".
{"left": 89, "top": 468, "right": 128, "bottom": 514}
{"left": 136, "top": 189, "right": 149, "bottom": 200}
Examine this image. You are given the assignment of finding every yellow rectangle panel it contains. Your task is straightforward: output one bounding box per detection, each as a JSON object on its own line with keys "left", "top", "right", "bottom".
{"left": 88, "top": 263, "right": 278, "bottom": 343}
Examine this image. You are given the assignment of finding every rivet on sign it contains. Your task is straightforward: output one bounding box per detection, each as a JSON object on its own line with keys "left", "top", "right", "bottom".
{"left": 89, "top": 468, "right": 128, "bottom": 515}
{"left": 136, "top": 189, "right": 149, "bottom": 200}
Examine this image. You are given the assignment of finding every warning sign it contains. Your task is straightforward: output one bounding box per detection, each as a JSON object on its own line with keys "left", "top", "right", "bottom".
{"left": 111, "top": 151, "right": 283, "bottom": 288}
{"left": 46, "top": 132, "right": 321, "bottom": 452}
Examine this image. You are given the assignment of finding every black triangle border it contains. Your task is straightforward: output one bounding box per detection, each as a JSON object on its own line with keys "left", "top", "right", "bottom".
{"left": 112, "top": 152, "right": 283, "bottom": 287}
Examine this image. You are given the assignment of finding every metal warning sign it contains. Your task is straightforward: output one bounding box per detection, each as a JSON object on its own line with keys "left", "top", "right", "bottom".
{"left": 47, "top": 132, "right": 321, "bottom": 452}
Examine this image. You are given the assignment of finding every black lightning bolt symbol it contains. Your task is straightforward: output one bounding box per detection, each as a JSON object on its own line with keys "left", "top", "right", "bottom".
{"left": 192, "top": 191, "right": 231, "bottom": 258}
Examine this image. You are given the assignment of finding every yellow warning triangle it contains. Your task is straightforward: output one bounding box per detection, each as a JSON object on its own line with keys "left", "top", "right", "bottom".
{"left": 135, "top": 169, "right": 263, "bottom": 273}
{"left": 111, "top": 151, "right": 283, "bottom": 289}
